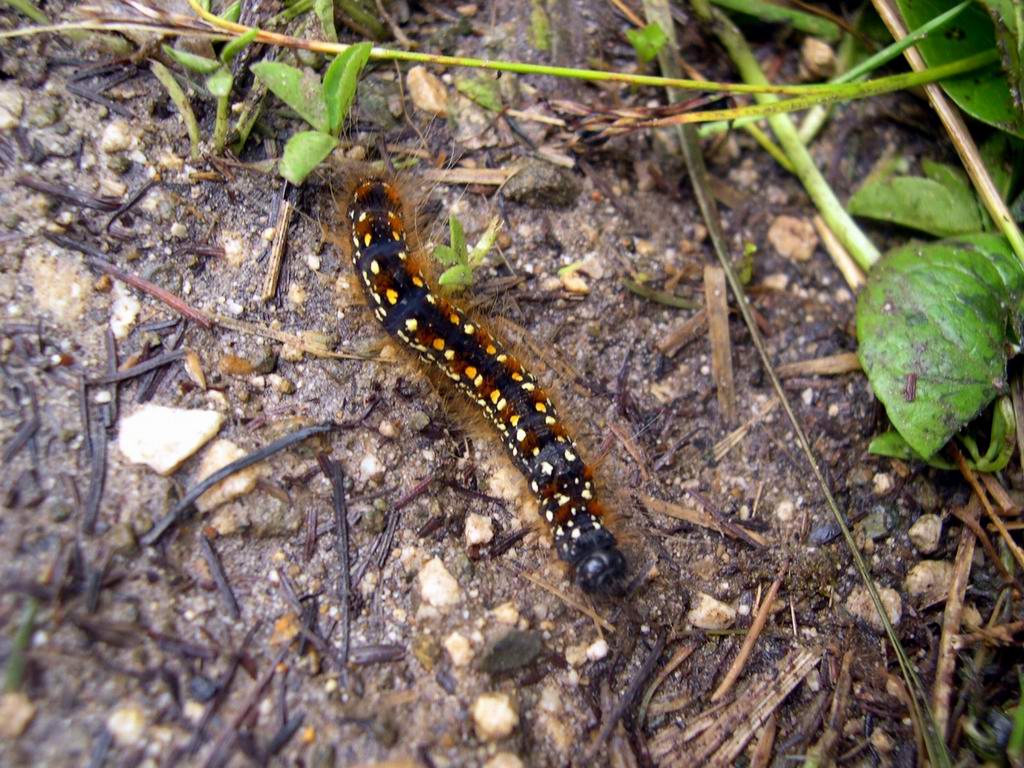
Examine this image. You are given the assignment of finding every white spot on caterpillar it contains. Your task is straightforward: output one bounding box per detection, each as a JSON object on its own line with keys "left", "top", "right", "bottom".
{"left": 541, "top": 462, "right": 553, "bottom": 475}
{"left": 370, "top": 260, "right": 380, "bottom": 274}
{"left": 405, "top": 318, "right": 418, "bottom": 332}
{"left": 564, "top": 449, "right": 576, "bottom": 461}
{"left": 516, "top": 429, "right": 526, "bottom": 442}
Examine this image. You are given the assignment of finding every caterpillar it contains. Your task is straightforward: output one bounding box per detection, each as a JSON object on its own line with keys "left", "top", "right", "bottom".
{"left": 345, "top": 177, "right": 626, "bottom": 594}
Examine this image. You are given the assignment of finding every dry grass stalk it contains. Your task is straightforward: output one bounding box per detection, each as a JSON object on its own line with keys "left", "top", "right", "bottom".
{"left": 704, "top": 265, "right": 737, "bottom": 425}
{"left": 804, "top": 650, "right": 854, "bottom": 767}
{"left": 713, "top": 397, "right": 778, "bottom": 462}
{"left": 420, "top": 167, "right": 516, "bottom": 186}
{"left": 262, "top": 199, "right": 293, "bottom": 303}
{"left": 711, "top": 575, "right": 783, "bottom": 701}
{"left": 812, "top": 214, "right": 865, "bottom": 290}
{"left": 933, "top": 518, "right": 975, "bottom": 740}
{"left": 519, "top": 570, "right": 614, "bottom": 632}
{"left": 658, "top": 308, "right": 707, "bottom": 356}
{"left": 955, "top": 448, "right": 1024, "bottom": 574}
{"left": 641, "top": 494, "right": 769, "bottom": 547}
{"left": 775, "top": 352, "right": 861, "bottom": 379}
{"left": 749, "top": 712, "right": 777, "bottom": 768}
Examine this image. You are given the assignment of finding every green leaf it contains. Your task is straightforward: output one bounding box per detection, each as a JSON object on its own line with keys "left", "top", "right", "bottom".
{"left": 433, "top": 244, "right": 460, "bottom": 266}
{"left": 848, "top": 162, "right": 984, "bottom": 236}
{"left": 529, "top": 0, "right": 551, "bottom": 52}
{"left": 251, "top": 61, "right": 328, "bottom": 133}
{"left": 220, "top": 1, "right": 241, "bottom": 23}
{"left": 959, "top": 395, "right": 1016, "bottom": 472}
{"left": 150, "top": 60, "right": 201, "bottom": 161}
{"left": 977, "top": 0, "right": 1023, "bottom": 107}
{"left": 439, "top": 264, "right": 474, "bottom": 288}
{"left": 206, "top": 67, "right": 233, "bottom": 98}
{"left": 455, "top": 75, "right": 502, "bottom": 112}
{"left": 449, "top": 216, "right": 466, "bottom": 260}
{"left": 279, "top": 130, "right": 338, "bottom": 185}
{"left": 856, "top": 233, "right": 1024, "bottom": 458}
{"left": 867, "top": 430, "right": 955, "bottom": 469}
{"left": 626, "top": 22, "right": 668, "bottom": 63}
{"left": 467, "top": 217, "right": 502, "bottom": 266}
{"left": 315, "top": 0, "right": 338, "bottom": 43}
{"left": 896, "top": 0, "right": 1024, "bottom": 137}
{"left": 220, "top": 27, "right": 259, "bottom": 66}
{"left": 323, "top": 42, "right": 373, "bottom": 136}
{"left": 162, "top": 44, "right": 221, "bottom": 75}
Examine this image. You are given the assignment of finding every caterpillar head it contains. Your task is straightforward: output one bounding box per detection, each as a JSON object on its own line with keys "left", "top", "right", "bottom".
{"left": 569, "top": 525, "right": 627, "bottom": 595}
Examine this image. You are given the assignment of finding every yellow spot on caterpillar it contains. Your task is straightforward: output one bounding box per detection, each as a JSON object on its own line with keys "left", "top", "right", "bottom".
{"left": 364, "top": 233, "right": 372, "bottom": 246}
{"left": 490, "top": 390, "right": 501, "bottom": 405}
{"left": 516, "top": 429, "right": 527, "bottom": 442}
{"left": 473, "top": 375, "right": 484, "bottom": 388}
{"left": 432, "top": 338, "right": 445, "bottom": 351}
{"left": 412, "top": 276, "right": 424, "bottom": 287}
{"left": 545, "top": 416, "right": 556, "bottom": 425}
{"left": 464, "top": 324, "right": 475, "bottom": 334}
{"left": 509, "top": 415, "right": 520, "bottom": 427}
{"left": 486, "top": 345, "right": 497, "bottom": 355}
{"left": 496, "top": 354, "right": 507, "bottom": 363}
{"left": 535, "top": 402, "right": 547, "bottom": 413}
{"left": 464, "top": 366, "right": 477, "bottom": 379}
{"left": 511, "top": 372, "right": 523, "bottom": 382}
{"left": 522, "top": 382, "right": 535, "bottom": 391}
{"left": 426, "top": 293, "right": 436, "bottom": 304}
{"left": 405, "top": 318, "right": 418, "bottom": 332}
{"left": 450, "top": 313, "right": 460, "bottom": 325}
{"left": 532, "top": 447, "right": 540, "bottom": 456}
{"left": 386, "top": 289, "right": 399, "bottom": 305}
{"left": 392, "top": 230, "right": 401, "bottom": 240}
{"left": 444, "top": 349, "right": 455, "bottom": 360}
{"left": 370, "top": 260, "right": 380, "bottom": 274}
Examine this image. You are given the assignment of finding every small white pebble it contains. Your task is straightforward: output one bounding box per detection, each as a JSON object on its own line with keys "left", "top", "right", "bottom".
{"left": 107, "top": 703, "right": 146, "bottom": 746}
{"left": 471, "top": 692, "right": 518, "bottom": 741}
{"left": 465, "top": 513, "right": 494, "bottom": 546}
{"left": 418, "top": 557, "right": 461, "bottom": 609}
{"left": 444, "top": 631, "right": 473, "bottom": 667}
{"left": 586, "top": 638, "right": 609, "bottom": 662}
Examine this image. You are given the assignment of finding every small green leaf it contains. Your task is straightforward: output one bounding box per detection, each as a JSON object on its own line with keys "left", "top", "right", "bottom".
{"left": 467, "top": 217, "right": 502, "bottom": 266}
{"left": 220, "top": 0, "right": 241, "bottom": 23}
{"left": 856, "top": 234, "right": 1024, "bottom": 458}
{"left": 279, "top": 130, "right": 338, "bottom": 185}
{"left": 251, "top": 60, "right": 328, "bottom": 133}
{"left": 162, "top": 44, "right": 221, "bottom": 75}
{"left": 848, "top": 163, "right": 984, "bottom": 237}
{"left": 315, "top": 0, "right": 338, "bottom": 43}
{"left": 433, "top": 244, "right": 460, "bottom": 266}
{"left": 206, "top": 67, "right": 233, "bottom": 98}
{"left": 323, "top": 42, "right": 373, "bottom": 136}
{"left": 626, "top": 22, "right": 668, "bottom": 63}
{"left": 150, "top": 60, "right": 201, "bottom": 160}
{"left": 220, "top": 27, "right": 259, "bottom": 66}
{"left": 896, "top": 0, "right": 1024, "bottom": 137}
{"left": 967, "top": 396, "right": 1016, "bottom": 472}
{"left": 977, "top": 0, "right": 1023, "bottom": 107}
{"left": 529, "top": 0, "right": 551, "bottom": 52}
{"left": 455, "top": 75, "right": 502, "bottom": 112}
{"left": 867, "top": 431, "right": 955, "bottom": 469}
{"left": 449, "top": 216, "right": 466, "bottom": 260}
{"left": 439, "top": 264, "right": 473, "bottom": 288}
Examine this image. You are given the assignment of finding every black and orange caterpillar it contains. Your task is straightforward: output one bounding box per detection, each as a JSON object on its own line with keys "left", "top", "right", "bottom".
{"left": 345, "top": 178, "right": 626, "bottom": 593}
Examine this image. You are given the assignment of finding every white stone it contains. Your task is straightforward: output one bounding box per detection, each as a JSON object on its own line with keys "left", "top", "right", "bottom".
{"left": 775, "top": 499, "right": 795, "bottom": 523}
{"left": 846, "top": 585, "right": 902, "bottom": 632}
{"left": 471, "top": 692, "right": 518, "bottom": 741}
{"left": 484, "top": 753, "right": 524, "bottom": 768}
{"left": 109, "top": 282, "right": 141, "bottom": 340}
{"left": 194, "top": 439, "right": 263, "bottom": 512}
{"left": 767, "top": 215, "right": 818, "bottom": 261}
{"left": 465, "top": 513, "right": 494, "bottom": 546}
{"left": 118, "top": 405, "right": 224, "bottom": 475}
{"left": 444, "top": 631, "right": 473, "bottom": 666}
{"left": 406, "top": 66, "right": 449, "bottom": 115}
{"left": 100, "top": 120, "right": 133, "bottom": 153}
{"left": 418, "top": 557, "right": 461, "bottom": 608}
{"left": 586, "top": 638, "right": 609, "bottom": 661}
{"left": 904, "top": 560, "right": 953, "bottom": 603}
{"left": 221, "top": 232, "right": 246, "bottom": 266}
{"left": 0, "top": 692, "right": 35, "bottom": 739}
{"left": 687, "top": 592, "right": 737, "bottom": 630}
{"left": 0, "top": 86, "right": 24, "bottom": 131}
{"left": 872, "top": 472, "right": 893, "bottom": 495}
{"left": 107, "top": 703, "right": 146, "bottom": 746}
{"left": 359, "top": 453, "right": 384, "bottom": 483}
{"left": 491, "top": 601, "right": 519, "bottom": 625}
{"left": 908, "top": 514, "right": 942, "bottom": 554}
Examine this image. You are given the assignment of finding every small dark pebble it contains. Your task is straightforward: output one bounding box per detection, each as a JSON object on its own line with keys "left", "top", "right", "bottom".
{"left": 189, "top": 673, "right": 219, "bottom": 702}
{"left": 503, "top": 159, "right": 581, "bottom": 208}
{"left": 480, "top": 629, "right": 542, "bottom": 675}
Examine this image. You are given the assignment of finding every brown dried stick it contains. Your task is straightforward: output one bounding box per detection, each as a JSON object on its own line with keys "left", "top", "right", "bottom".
{"left": 711, "top": 575, "right": 783, "bottom": 701}
{"left": 704, "top": 265, "right": 736, "bottom": 425}
{"left": 933, "top": 517, "right": 975, "bottom": 741}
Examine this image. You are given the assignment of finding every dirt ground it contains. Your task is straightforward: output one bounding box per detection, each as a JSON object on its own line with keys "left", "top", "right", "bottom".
{"left": 0, "top": 1, "right": 1017, "bottom": 767}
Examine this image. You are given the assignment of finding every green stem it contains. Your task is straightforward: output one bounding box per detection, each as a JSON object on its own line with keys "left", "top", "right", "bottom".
{"left": 697, "top": 6, "right": 882, "bottom": 269}
{"left": 213, "top": 93, "right": 229, "bottom": 154}
{"left": 4, "top": 598, "right": 38, "bottom": 694}
{"left": 709, "top": 0, "right": 840, "bottom": 40}
{"left": 151, "top": 60, "right": 202, "bottom": 160}
{"left": 1, "top": 0, "right": 48, "bottom": 24}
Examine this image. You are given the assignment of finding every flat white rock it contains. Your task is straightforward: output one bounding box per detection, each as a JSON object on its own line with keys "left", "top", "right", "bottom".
{"left": 418, "top": 557, "right": 461, "bottom": 608}
{"left": 118, "top": 405, "right": 224, "bottom": 475}
{"left": 194, "top": 439, "right": 262, "bottom": 512}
